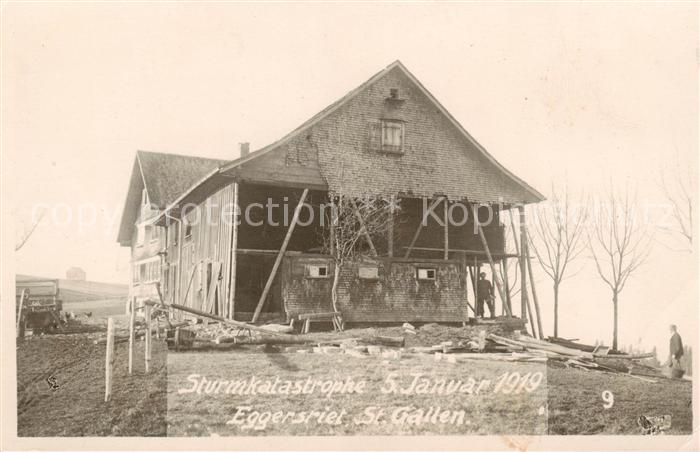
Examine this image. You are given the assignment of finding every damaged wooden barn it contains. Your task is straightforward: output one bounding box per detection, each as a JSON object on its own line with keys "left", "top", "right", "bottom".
{"left": 117, "top": 60, "right": 545, "bottom": 329}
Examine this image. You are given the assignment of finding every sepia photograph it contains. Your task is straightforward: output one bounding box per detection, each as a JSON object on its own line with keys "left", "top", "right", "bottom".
{"left": 1, "top": 2, "right": 697, "bottom": 450}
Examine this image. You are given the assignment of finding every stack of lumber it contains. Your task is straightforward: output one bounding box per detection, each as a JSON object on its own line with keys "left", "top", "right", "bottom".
{"left": 486, "top": 333, "right": 663, "bottom": 380}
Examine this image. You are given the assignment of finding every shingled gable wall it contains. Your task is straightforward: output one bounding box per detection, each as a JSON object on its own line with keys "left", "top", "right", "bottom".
{"left": 268, "top": 64, "right": 537, "bottom": 204}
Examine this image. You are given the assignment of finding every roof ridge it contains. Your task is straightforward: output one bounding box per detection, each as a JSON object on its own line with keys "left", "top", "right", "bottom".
{"left": 136, "top": 149, "right": 229, "bottom": 163}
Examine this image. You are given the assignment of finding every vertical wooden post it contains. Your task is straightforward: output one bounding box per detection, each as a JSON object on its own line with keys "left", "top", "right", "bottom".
{"left": 128, "top": 297, "right": 135, "bottom": 374}
{"left": 227, "top": 182, "right": 239, "bottom": 320}
{"left": 523, "top": 220, "right": 545, "bottom": 339}
{"left": 501, "top": 259, "right": 511, "bottom": 315}
{"left": 518, "top": 206, "right": 529, "bottom": 320}
{"left": 252, "top": 188, "right": 309, "bottom": 322}
{"left": 473, "top": 204, "right": 512, "bottom": 317}
{"left": 471, "top": 257, "right": 478, "bottom": 301}
{"left": 443, "top": 198, "right": 449, "bottom": 260}
{"left": 144, "top": 304, "right": 151, "bottom": 374}
{"left": 104, "top": 317, "right": 115, "bottom": 402}
{"left": 388, "top": 195, "right": 394, "bottom": 258}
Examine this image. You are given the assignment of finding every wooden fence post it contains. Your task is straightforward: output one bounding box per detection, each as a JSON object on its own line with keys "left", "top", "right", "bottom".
{"left": 144, "top": 304, "right": 151, "bottom": 374}
{"left": 128, "top": 297, "right": 135, "bottom": 374}
{"left": 105, "top": 317, "right": 115, "bottom": 402}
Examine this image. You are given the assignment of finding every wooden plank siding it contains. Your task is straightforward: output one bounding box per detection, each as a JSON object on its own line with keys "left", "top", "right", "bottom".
{"left": 175, "top": 183, "right": 236, "bottom": 317}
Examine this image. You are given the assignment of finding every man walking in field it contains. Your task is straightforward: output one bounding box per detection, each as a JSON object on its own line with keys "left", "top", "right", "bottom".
{"left": 476, "top": 272, "right": 495, "bottom": 319}
{"left": 669, "top": 324, "right": 684, "bottom": 378}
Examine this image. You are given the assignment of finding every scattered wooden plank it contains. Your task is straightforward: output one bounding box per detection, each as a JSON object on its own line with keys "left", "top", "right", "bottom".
{"left": 167, "top": 302, "right": 287, "bottom": 336}
{"left": 298, "top": 312, "right": 342, "bottom": 320}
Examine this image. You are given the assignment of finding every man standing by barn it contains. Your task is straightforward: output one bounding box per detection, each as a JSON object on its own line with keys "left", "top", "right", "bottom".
{"left": 669, "top": 324, "right": 684, "bottom": 378}
{"left": 476, "top": 272, "right": 495, "bottom": 319}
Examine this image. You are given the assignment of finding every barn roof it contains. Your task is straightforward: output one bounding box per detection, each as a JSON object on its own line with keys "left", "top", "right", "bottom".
{"left": 116, "top": 151, "right": 228, "bottom": 245}
{"left": 220, "top": 60, "right": 545, "bottom": 204}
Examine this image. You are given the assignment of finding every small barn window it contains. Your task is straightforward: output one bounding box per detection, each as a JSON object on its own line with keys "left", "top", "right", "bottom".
{"left": 381, "top": 120, "right": 404, "bottom": 153}
{"left": 306, "top": 264, "right": 329, "bottom": 278}
{"left": 184, "top": 221, "right": 193, "bottom": 240}
{"left": 358, "top": 266, "right": 379, "bottom": 280}
{"left": 416, "top": 268, "right": 436, "bottom": 281}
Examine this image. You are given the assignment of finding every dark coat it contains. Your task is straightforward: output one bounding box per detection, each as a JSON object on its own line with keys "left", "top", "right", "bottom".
{"left": 670, "top": 332, "right": 684, "bottom": 359}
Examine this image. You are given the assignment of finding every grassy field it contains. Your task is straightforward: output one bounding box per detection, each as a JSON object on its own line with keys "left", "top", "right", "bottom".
{"left": 16, "top": 316, "right": 167, "bottom": 436}
{"left": 63, "top": 298, "right": 125, "bottom": 317}
{"left": 14, "top": 316, "right": 693, "bottom": 437}
{"left": 546, "top": 364, "right": 693, "bottom": 434}
{"left": 167, "top": 350, "right": 549, "bottom": 436}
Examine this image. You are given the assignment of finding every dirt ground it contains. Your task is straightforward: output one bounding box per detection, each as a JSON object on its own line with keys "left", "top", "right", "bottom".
{"left": 167, "top": 350, "right": 549, "bottom": 436}
{"left": 15, "top": 314, "right": 693, "bottom": 437}
{"left": 546, "top": 363, "right": 693, "bottom": 434}
{"left": 16, "top": 315, "right": 167, "bottom": 436}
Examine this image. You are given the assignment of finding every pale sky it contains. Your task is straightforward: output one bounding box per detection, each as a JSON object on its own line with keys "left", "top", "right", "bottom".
{"left": 2, "top": 3, "right": 697, "bottom": 354}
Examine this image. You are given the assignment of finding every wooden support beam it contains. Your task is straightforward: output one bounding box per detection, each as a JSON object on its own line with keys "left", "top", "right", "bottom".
{"left": 164, "top": 302, "right": 287, "bottom": 336}
{"left": 180, "top": 264, "right": 197, "bottom": 306}
{"left": 401, "top": 246, "right": 518, "bottom": 258}
{"left": 523, "top": 217, "right": 545, "bottom": 340}
{"left": 501, "top": 259, "right": 511, "bottom": 315}
{"left": 252, "top": 188, "right": 309, "bottom": 323}
{"left": 227, "top": 182, "right": 239, "bottom": 320}
{"left": 517, "top": 206, "right": 530, "bottom": 320}
{"left": 404, "top": 197, "right": 442, "bottom": 258}
{"left": 203, "top": 262, "right": 222, "bottom": 314}
{"left": 128, "top": 297, "right": 135, "bottom": 375}
{"left": 443, "top": 198, "right": 449, "bottom": 260}
{"left": 350, "top": 198, "right": 377, "bottom": 257}
{"left": 144, "top": 304, "right": 151, "bottom": 374}
{"left": 104, "top": 317, "right": 115, "bottom": 402}
{"left": 525, "top": 294, "right": 538, "bottom": 339}
{"left": 470, "top": 257, "right": 478, "bottom": 302}
{"left": 473, "top": 204, "right": 512, "bottom": 317}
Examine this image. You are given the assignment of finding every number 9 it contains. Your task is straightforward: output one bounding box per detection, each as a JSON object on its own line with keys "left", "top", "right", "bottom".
{"left": 602, "top": 390, "right": 614, "bottom": 409}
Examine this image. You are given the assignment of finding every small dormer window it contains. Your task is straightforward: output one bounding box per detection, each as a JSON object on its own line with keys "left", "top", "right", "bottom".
{"left": 381, "top": 120, "right": 404, "bottom": 153}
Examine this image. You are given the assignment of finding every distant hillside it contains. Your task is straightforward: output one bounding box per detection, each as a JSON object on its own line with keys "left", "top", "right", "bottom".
{"left": 16, "top": 274, "right": 128, "bottom": 303}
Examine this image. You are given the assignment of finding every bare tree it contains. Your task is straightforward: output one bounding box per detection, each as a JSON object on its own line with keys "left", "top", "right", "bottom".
{"left": 15, "top": 209, "right": 46, "bottom": 251}
{"left": 322, "top": 192, "right": 396, "bottom": 312}
{"left": 529, "top": 184, "right": 588, "bottom": 338}
{"left": 587, "top": 187, "right": 653, "bottom": 351}
{"left": 659, "top": 157, "right": 694, "bottom": 250}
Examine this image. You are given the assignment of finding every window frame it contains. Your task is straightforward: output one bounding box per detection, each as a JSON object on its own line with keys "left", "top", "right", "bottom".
{"left": 306, "top": 264, "right": 330, "bottom": 279}
{"left": 416, "top": 267, "right": 437, "bottom": 281}
{"left": 380, "top": 119, "right": 405, "bottom": 153}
